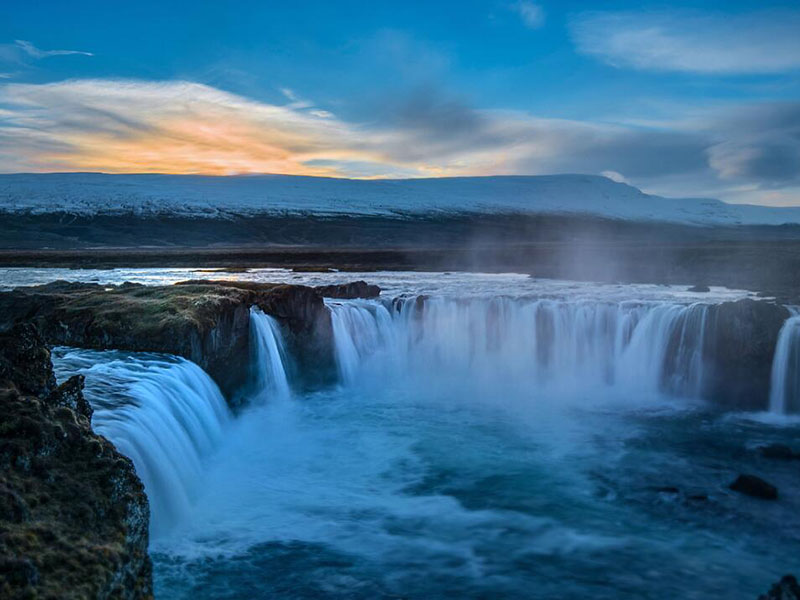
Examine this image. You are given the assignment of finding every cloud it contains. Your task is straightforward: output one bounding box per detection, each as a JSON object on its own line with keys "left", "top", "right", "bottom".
{"left": 14, "top": 39, "right": 94, "bottom": 59}
{"left": 0, "top": 78, "right": 798, "bottom": 204}
{"left": 570, "top": 10, "right": 800, "bottom": 74}
{"left": 706, "top": 103, "right": 800, "bottom": 187}
{"left": 601, "top": 171, "right": 628, "bottom": 184}
{"left": 0, "top": 80, "right": 366, "bottom": 175}
{"left": 512, "top": 2, "right": 545, "bottom": 29}
{"left": 309, "top": 109, "right": 333, "bottom": 118}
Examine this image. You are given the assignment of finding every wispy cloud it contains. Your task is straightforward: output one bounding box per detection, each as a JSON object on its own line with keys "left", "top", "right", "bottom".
{"left": 14, "top": 39, "right": 94, "bottom": 59}
{"left": 0, "top": 78, "right": 798, "bottom": 204}
{"left": 570, "top": 10, "right": 800, "bottom": 74}
{"left": 512, "top": 2, "right": 545, "bottom": 29}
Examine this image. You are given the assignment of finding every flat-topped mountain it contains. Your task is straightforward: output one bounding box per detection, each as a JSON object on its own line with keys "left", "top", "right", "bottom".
{"left": 2, "top": 172, "right": 800, "bottom": 226}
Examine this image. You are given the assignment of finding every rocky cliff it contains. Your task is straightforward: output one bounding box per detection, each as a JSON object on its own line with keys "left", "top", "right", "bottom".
{"left": 0, "top": 323, "right": 153, "bottom": 599}
{"left": 701, "top": 299, "right": 790, "bottom": 409}
{"left": 0, "top": 280, "right": 377, "bottom": 400}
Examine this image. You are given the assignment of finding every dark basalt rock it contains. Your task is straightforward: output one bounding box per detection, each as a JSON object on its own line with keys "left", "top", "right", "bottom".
{"left": 729, "top": 474, "right": 778, "bottom": 500}
{"left": 0, "top": 279, "right": 344, "bottom": 400}
{"left": 702, "top": 300, "right": 790, "bottom": 410}
{"left": 48, "top": 374, "right": 93, "bottom": 421}
{"left": 688, "top": 284, "right": 710, "bottom": 293}
{"left": 759, "top": 575, "right": 800, "bottom": 600}
{"left": 758, "top": 444, "right": 800, "bottom": 460}
{"left": 315, "top": 280, "right": 380, "bottom": 299}
{"left": 0, "top": 323, "right": 56, "bottom": 397}
{"left": 0, "top": 324, "right": 152, "bottom": 599}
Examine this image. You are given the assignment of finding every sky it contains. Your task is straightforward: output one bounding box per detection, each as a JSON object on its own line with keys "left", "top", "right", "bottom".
{"left": 0, "top": 0, "right": 799, "bottom": 205}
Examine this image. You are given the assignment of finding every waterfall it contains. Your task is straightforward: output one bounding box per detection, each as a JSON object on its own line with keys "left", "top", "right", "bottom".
{"left": 249, "top": 307, "right": 292, "bottom": 400}
{"left": 327, "top": 297, "right": 710, "bottom": 398}
{"left": 769, "top": 315, "right": 800, "bottom": 414}
{"left": 51, "top": 348, "right": 231, "bottom": 537}
{"left": 329, "top": 299, "right": 397, "bottom": 384}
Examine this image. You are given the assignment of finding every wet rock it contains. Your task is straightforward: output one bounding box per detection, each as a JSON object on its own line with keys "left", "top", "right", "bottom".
{"left": 702, "top": 300, "right": 790, "bottom": 410}
{"left": 688, "top": 284, "right": 710, "bottom": 293}
{"left": 315, "top": 281, "right": 380, "bottom": 299}
{"left": 0, "top": 323, "right": 152, "bottom": 599}
{"left": 758, "top": 575, "right": 800, "bottom": 600}
{"left": 758, "top": 444, "right": 799, "bottom": 460}
{"left": 729, "top": 474, "right": 778, "bottom": 500}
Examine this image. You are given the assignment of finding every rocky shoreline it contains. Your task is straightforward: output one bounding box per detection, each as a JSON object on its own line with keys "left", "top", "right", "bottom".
{"left": 0, "top": 323, "right": 152, "bottom": 599}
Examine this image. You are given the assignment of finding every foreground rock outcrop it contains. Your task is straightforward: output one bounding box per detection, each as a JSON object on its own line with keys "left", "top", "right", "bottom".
{"left": 0, "top": 323, "right": 152, "bottom": 599}
{"left": 0, "top": 279, "right": 378, "bottom": 399}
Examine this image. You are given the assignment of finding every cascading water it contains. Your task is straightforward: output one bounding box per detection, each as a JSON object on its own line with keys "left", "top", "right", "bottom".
{"left": 769, "top": 314, "right": 800, "bottom": 414}
{"left": 249, "top": 307, "right": 292, "bottom": 401}
{"left": 327, "top": 297, "right": 710, "bottom": 399}
{"left": 51, "top": 348, "right": 231, "bottom": 536}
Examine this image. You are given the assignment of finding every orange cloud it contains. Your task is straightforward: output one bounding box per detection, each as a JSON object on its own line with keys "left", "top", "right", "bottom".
{"left": 0, "top": 80, "right": 394, "bottom": 176}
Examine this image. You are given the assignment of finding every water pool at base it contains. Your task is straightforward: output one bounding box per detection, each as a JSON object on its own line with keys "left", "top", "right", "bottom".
{"left": 43, "top": 272, "right": 800, "bottom": 599}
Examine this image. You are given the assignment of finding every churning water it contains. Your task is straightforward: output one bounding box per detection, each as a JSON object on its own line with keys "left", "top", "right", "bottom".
{"left": 50, "top": 278, "right": 800, "bottom": 599}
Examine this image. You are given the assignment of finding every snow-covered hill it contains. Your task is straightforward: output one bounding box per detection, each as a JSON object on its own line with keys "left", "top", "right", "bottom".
{"left": 1, "top": 172, "right": 799, "bottom": 226}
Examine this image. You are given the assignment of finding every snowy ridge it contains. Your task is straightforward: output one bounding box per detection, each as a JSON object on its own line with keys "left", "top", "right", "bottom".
{"left": 1, "top": 172, "right": 800, "bottom": 226}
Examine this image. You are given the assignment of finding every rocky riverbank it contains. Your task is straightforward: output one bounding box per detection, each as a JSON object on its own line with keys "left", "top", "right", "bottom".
{"left": 0, "top": 280, "right": 380, "bottom": 401}
{"left": 0, "top": 323, "right": 152, "bottom": 599}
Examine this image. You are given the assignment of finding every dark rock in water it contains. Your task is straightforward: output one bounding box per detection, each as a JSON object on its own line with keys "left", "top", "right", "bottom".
{"left": 758, "top": 575, "right": 800, "bottom": 600}
{"left": 702, "top": 300, "right": 790, "bottom": 410}
{"left": 729, "top": 474, "right": 778, "bottom": 500}
{"left": 0, "top": 323, "right": 152, "bottom": 599}
{"left": 292, "top": 266, "right": 335, "bottom": 273}
{"left": 315, "top": 280, "right": 380, "bottom": 299}
{"left": 688, "top": 284, "right": 710, "bottom": 292}
{"left": 758, "top": 444, "right": 799, "bottom": 460}
{"left": 687, "top": 494, "right": 708, "bottom": 502}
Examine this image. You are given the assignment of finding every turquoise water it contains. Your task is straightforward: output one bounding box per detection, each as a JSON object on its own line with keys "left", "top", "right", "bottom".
{"left": 44, "top": 271, "right": 799, "bottom": 599}
{"left": 147, "top": 379, "right": 800, "bottom": 599}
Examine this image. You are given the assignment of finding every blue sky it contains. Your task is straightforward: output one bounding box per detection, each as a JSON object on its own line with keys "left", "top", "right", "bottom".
{"left": 0, "top": 0, "right": 799, "bottom": 204}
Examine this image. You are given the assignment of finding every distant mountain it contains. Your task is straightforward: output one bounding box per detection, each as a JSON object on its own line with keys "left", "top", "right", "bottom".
{"left": 1, "top": 172, "right": 799, "bottom": 226}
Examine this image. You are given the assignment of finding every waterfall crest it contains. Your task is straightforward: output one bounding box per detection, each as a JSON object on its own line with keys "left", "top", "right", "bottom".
{"left": 770, "top": 315, "right": 800, "bottom": 414}
{"left": 52, "top": 348, "right": 231, "bottom": 536}
{"left": 249, "top": 307, "right": 292, "bottom": 401}
{"left": 327, "top": 297, "right": 710, "bottom": 398}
